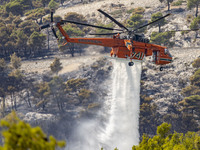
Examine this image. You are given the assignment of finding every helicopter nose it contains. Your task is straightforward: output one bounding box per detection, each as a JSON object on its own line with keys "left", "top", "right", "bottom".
{"left": 170, "top": 57, "right": 173, "bottom": 62}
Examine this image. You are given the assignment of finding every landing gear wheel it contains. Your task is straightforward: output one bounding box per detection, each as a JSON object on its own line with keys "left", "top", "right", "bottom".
{"left": 160, "top": 67, "right": 163, "bottom": 71}
{"left": 128, "top": 62, "right": 134, "bottom": 66}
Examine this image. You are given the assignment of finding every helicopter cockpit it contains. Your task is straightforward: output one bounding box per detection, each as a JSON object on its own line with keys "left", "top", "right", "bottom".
{"left": 164, "top": 48, "right": 172, "bottom": 57}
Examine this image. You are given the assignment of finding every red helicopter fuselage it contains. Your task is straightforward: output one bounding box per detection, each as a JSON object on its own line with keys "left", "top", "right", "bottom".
{"left": 57, "top": 23, "right": 172, "bottom": 66}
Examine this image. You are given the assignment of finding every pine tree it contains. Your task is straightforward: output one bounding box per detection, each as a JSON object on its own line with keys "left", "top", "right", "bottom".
{"left": 0, "top": 111, "right": 66, "bottom": 150}
{"left": 159, "top": 0, "right": 174, "bottom": 11}
{"left": 10, "top": 52, "right": 21, "bottom": 70}
{"left": 50, "top": 58, "right": 63, "bottom": 74}
{"left": 150, "top": 12, "right": 166, "bottom": 33}
{"left": 187, "top": 0, "right": 200, "bottom": 17}
{"left": 0, "top": 58, "right": 6, "bottom": 73}
{"left": 49, "top": 76, "right": 66, "bottom": 110}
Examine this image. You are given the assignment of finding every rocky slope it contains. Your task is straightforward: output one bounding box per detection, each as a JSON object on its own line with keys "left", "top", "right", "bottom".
{"left": 142, "top": 48, "right": 200, "bottom": 114}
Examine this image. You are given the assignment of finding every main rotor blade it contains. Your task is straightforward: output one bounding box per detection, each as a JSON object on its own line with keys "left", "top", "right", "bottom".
{"left": 60, "top": 20, "right": 123, "bottom": 31}
{"left": 134, "top": 13, "right": 171, "bottom": 32}
{"left": 40, "top": 24, "right": 50, "bottom": 30}
{"left": 51, "top": 11, "right": 53, "bottom": 22}
{"left": 89, "top": 32, "right": 123, "bottom": 35}
{"left": 97, "top": 9, "right": 129, "bottom": 31}
{"left": 52, "top": 27, "right": 58, "bottom": 39}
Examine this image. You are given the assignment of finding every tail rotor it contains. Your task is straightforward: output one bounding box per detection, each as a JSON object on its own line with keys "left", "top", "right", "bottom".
{"left": 39, "top": 10, "right": 59, "bottom": 40}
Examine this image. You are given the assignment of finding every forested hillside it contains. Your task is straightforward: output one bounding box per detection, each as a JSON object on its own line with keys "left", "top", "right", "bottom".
{"left": 0, "top": 0, "right": 200, "bottom": 149}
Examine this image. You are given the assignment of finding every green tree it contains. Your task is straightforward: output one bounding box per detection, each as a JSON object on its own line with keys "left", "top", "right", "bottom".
{"left": 192, "top": 57, "right": 200, "bottom": 68}
{"left": 28, "top": 31, "right": 46, "bottom": 56}
{"left": 5, "top": 1, "right": 24, "bottom": 16}
{"left": 95, "top": 23, "right": 114, "bottom": 35}
{"left": 190, "top": 69, "right": 200, "bottom": 86}
{"left": 7, "top": 69, "right": 24, "bottom": 111}
{"left": 150, "top": 31, "right": 175, "bottom": 47}
{"left": 32, "top": 0, "right": 43, "bottom": 8}
{"left": 5, "top": 0, "right": 32, "bottom": 16}
{"left": 0, "top": 58, "right": 6, "bottom": 73}
{"left": 181, "top": 85, "right": 200, "bottom": 97}
{"left": 78, "top": 89, "right": 93, "bottom": 100}
{"left": 14, "top": 30, "right": 29, "bottom": 56}
{"left": 57, "top": 24, "right": 85, "bottom": 57}
{"left": 159, "top": 0, "right": 174, "bottom": 11}
{"left": 26, "top": 8, "right": 46, "bottom": 23}
{"left": 50, "top": 57, "right": 63, "bottom": 74}
{"left": 10, "top": 52, "right": 21, "bottom": 70}
{"left": 131, "top": 7, "right": 145, "bottom": 15}
{"left": 48, "top": 0, "right": 59, "bottom": 10}
{"left": 4, "top": 12, "right": 15, "bottom": 24}
{"left": 0, "top": 111, "right": 66, "bottom": 150}
{"left": 0, "top": 22, "right": 10, "bottom": 54}
{"left": 179, "top": 95, "right": 200, "bottom": 115}
{"left": 12, "top": 16, "right": 23, "bottom": 27}
{"left": 0, "top": 88, "right": 6, "bottom": 117}
{"left": 66, "top": 78, "right": 87, "bottom": 92}
{"left": 150, "top": 12, "right": 167, "bottom": 33}
{"left": 126, "top": 13, "right": 146, "bottom": 31}
{"left": 18, "top": 20, "right": 40, "bottom": 37}
{"left": 187, "top": 0, "right": 200, "bottom": 17}
{"left": 34, "top": 82, "right": 51, "bottom": 110}
{"left": 190, "top": 16, "right": 200, "bottom": 37}
{"left": 49, "top": 76, "right": 66, "bottom": 110}
{"left": 7, "top": 86, "right": 16, "bottom": 110}
{"left": 132, "top": 122, "right": 200, "bottom": 150}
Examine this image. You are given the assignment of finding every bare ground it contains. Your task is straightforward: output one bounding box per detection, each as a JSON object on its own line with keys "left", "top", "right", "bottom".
{"left": 21, "top": 54, "right": 106, "bottom": 74}
{"left": 55, "top": 0, "right": 161, "bottom": 17}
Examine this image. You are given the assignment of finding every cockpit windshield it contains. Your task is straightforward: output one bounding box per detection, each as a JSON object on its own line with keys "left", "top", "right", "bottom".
{"left": 164, "top": 49, "right": 172, "bottom": 57}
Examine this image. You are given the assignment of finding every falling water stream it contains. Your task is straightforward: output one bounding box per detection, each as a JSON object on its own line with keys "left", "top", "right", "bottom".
{"left": 67, "top": 60, "right": 142, "bottom": 150}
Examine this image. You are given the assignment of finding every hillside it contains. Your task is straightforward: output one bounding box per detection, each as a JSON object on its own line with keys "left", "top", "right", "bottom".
{"left": 55, "top": 0, "right": 161, "bottom": 17}
{"left": 0, "top": 0, "right": 200, "bottom": 149}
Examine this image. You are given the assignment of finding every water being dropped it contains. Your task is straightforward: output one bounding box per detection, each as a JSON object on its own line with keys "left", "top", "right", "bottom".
{"left": 66, "top": 60, "right": 142, "bottom": 150}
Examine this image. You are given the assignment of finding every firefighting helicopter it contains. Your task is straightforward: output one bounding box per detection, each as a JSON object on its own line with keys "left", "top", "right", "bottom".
{"left": 39, "top": 9, "right": 198, "bottom": 71}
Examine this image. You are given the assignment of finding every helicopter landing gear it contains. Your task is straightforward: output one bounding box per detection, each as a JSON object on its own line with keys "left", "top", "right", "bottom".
{"left": 128, "top": 61, "right": 134, "bottom": 66}
{"left": 159, "top": 66, "right": 164, "bottom": 71}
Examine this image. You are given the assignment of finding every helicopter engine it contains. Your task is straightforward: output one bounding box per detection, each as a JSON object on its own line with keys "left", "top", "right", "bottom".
{"left": 131, "top": 34, "right": 149, "bottom": 43}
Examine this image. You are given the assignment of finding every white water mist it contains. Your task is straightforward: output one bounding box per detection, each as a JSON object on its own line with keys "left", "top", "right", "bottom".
{"left": 66, "top": 60, "right": 142, "bottom": 150}
{"left": 99, "top": 60, "right": 142, "bottom": 150}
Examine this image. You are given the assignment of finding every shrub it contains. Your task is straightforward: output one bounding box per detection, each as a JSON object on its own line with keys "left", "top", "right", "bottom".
{"left": 190, "top": 16, "right": 200, "bottom": 30}
{"left": 192, "top": 57, "right": 200, "bottom": 68}
{"left": 87, "top": 103, "right": 100, "bottom": 110}
{"left": 66, "top": 78, "right": 87, "bottom": 92}
{"left": 132, "top": 7, "right": 145, "bottom": 15}
{"left": 78, "top": 89, "right": 93, "bottom": 99}
{"left": 181, "top": 85, "right": 200, "bottom": 97}
{"left": 48, "top": 0, "right": 59, "bottom": 10}
{"left": 171, "top": 0, "right": 184, "bottom": 6}
{"left": 190, "top": 69, "right": 200, "bottom": 87}
{"left": 50, "top": 58, "right": 63, "bottom": 74}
